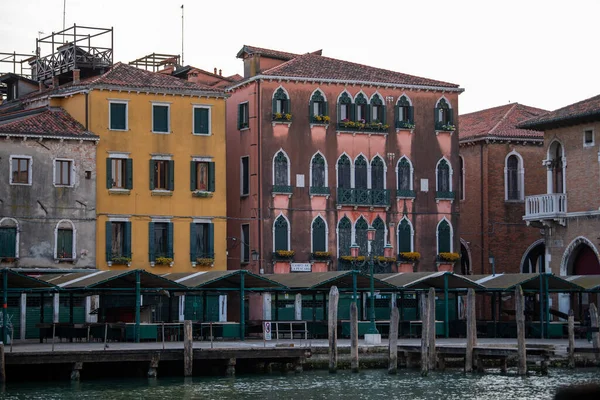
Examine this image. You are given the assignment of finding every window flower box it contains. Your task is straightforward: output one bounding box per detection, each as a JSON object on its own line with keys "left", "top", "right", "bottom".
{"left": 437, "top": 252, "right": 460, "bottom": 262}
{"left": 311, "top": 251, "right": 331, "bottom": 260}
{"left": 338, "top": 119, "right": 390, "bottom": 132}
{"left": 398, "top": 252, "right": 421, "bottom": 262}
{"left": 311, "top": 114, "right": 330, "bottom": 123}
{"left": 435, "top": 123, "right": 456, "bottom": 132}
{"left": 396, "top": 121, "right": 415, "bottom": 130}
{"left": 155, "top": 257, "right": 174, "bottom": 267}
{"left": 192, "top": 190, "right": 213, "bottom": 198}
{"left": 272, "top": 113, "right": 292, "bottom": 122}
{"left": 273, "top": 250, "right": 295, "bottom": 260}
{"left": 110, "top": 256, "right": 132, "bottom": 267}
{"left": 195, "top": 257, "right": 214, "bottom": 267}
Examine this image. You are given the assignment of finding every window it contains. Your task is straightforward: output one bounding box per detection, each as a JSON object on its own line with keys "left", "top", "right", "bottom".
{"left": 338, "top": 92, "right": 353, "bottom": 122}
{"left": 149, "top": 221, "right": 173, "bottom": 261}
{"left": 190, "top": 222, "right": 214, "bottom": 260}
{"left": 372, "top": 216, "right": 385, "bottom": 256}
{"left": 240, "top": 156, "right": 249, "bottom": 196}
{"left": 152, "top": 104, "right": 170, "bottom": 133}
{"left": 105, "top": 221, "right": 131, "bottom": 261}
{"left": 355, "top": 217, "right": 369, "bottom": 256}
{"left": 337, "top": 216, "right": 352, "bottom": 257}
{"left": 312, "top": 216, "right": 327, "bottom": 253}
{"left": 397, "top": 157, "right": 413, "bottom": 195}
{"left": 437, "top": 219, "right": 453, "bottom": 254}
{"left": 311, "top": 153, "right": 327, "bottom": 188}
{"left": 241, "top": 224, "right": 250, "bottom": 263}
{"left": 0, "top": 220, "right": 17, "bottom": 258}
{"left": 109, "top": 101, "right": 128, "bottom": 131}
{"left": 273, "top": 151, "right": 290, "bottom": 187}
{"left": 150, "top": 159, "right": 174, "bottom": 191}
{"left": 273, "top": 215, "right": 289, "bottom": 251}
{"left": 354, "top": 155, "right": 368, "bottom": 189}
{"left": 584, "top": 129, "right": 594, "bottom": 147}
{"left": 193, "top": 106, "right": 211, "bottom": 135}
{"left": 370, "top": 94, "right": 385, "bottom": 123}
{"left": 506, "top": 155, "right": 520, "bottom": 200}
{"left": 107, "top": 158, "right": 133, "bottom": 189}
{"left": 355, "top": 93, "right": 368, "bottom": 122}
{"left": 371, "top": 156, "right": 385, "bottom": 190}
{"left": 459, "top": 156, "right": 465, "bottom": 200}
{"left": 396, "top": 95, "right": 413, "bottom": 128}
{"left": 190, "top": 161, "right": 215, "bottom": 192}
{"left": 436, "top": 158, "right": 451, "bottom": 193}
{"left": 435, "top": 98, "right": 453, "bottom": 129}
{"left": 337, "top": 155, "right": 351, "bottom": 189}
{"left": 56, "top": 228, "right": 73, "bottom": 259}
{"left": 54, "top": 159, "right": 73, "bottom": 186}
{"left": 310, "top": 90, "right": 327, "bottom": 121}
{"left": 238, "top": 102, "right": 249, "bottom": 129}
{"left": 9, "top": 156, "right": 31, "bottom": 185}
{"left": 272, "top": 87, "right": 290, "bottom": 116}
{"left": 398, "top": 218, "right": 413, "bottom": 253}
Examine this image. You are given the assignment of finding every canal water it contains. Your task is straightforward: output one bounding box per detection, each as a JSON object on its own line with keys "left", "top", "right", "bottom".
{"left": 1, "top": 369, "right": 598, "bottom": 399}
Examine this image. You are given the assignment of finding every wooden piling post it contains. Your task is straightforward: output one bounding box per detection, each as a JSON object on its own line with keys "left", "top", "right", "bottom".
{"left": 70, "top": 362, "right": 83, "bottom": 381}
{"left": 590, "top": 303, "right": 600, "bottom": 365}
{"left": 388, "top": 306, "right": 399, "bottom": 375}
{"left": 0, "top": 343, "right": 5, "bottom": 383}
{"left": 568, "top": 309, "right": 575, "bottom": 369}
{"left": 184, "top": 320, "right": 193, "bottom": 377}
{"left": 350, "top": 302, "right": 359, "bottom": 373}
{"left": 515, "top": 285, "right": 527, "bottom": 376}
{"left": 226, "top": 358, "right": 236, "bottom": 377}
{"left": 420, "top": 293, "right": 429, "bottom": 377}
{"left": 328, "top": 286, "right": 339, "bottom": 373}
{"left": 465, "top": 288, "right": 477, "bottom": 373}
{"left": 148, "top": 352, "right": 160, "bottom": 378}
{"left": 427, "top": 287, "right": 436, "bottom": 371}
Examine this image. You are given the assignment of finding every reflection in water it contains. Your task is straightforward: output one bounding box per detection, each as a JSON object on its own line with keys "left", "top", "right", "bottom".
{"left": 1, "top": 369, "right": 599, "bottom": 400}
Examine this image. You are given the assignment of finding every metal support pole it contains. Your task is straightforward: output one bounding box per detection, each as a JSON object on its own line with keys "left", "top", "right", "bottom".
{"left": 367, "top": 255, "right": 378, "bottom": 335}
{"left": 492, "top": 292, "right": 497, "bottom": 338}
{"left": 135, "top": 270, "right": 141, "bottom": 343}
{"left": 240, "top": 272, "right": 245, "bottom": 341}
{"left": 399, "top": 291, "right": 404, "bottom": 337}
{"left": 352, "top": 271, "right": 358, "bottom": 305}
{"left": 2, "top": 270, "right": 7, "bottom": 344}
{"left": 69, "top": 293, "right": 74, "bottom": 324}
{"left": 444, "top": 274, "right": 449, "bottom": 338}
{"left": 539, "top": 273, "right": 544, "bottom": 339}
{"left": 545, "top": 274, "right": 550, "bottom": 339}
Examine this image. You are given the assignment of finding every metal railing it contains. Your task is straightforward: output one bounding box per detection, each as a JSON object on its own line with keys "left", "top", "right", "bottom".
{"left": 524, "top": 193, "right": 567, "bottom": 219}
{"left": 337, "top": 188, "right": 390, "bottom": 207}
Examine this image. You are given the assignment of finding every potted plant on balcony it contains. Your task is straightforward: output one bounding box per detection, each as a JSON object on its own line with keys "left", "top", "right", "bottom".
{"left": 273, "top": 112, "right": 292, "bottom": 122}
{"left": 397, "top": 252, "right": 420, "bottom": 272}
{"left": 196, "top": 257, "right": 214, "bottom": 267}
{"left": 439, "top": 124, "right": 456, "bottom": 132}
{"left": 396, "top": 120, "right": 415, "bottom": 130}
{"left": 274, "top": 250, "right": 295, "bottom": 260}
{"left": 110, "top": 256, "right": 132, "bottom": 267}
{"left": 436, "top": 252, "right": 460, "bottom": 271}
{"left": 311, "top": 251, "right": 331, "bottom": 260}
{"left": 155, "top": 257, "right": 174, "bottom": 267}
{"left": 313, "top": 114, "right": 330, "bottom": 123}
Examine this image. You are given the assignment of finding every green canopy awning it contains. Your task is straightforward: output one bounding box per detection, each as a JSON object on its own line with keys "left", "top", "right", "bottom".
{"left": 162, "top": 270, "right": 286, "bottom": 289}
{"left": 376, "top": 272, "right": 483, "bottom": 290}
{"left": 264, "top": 271, "right": 395, "bottom": 290}
{"left": 1, "top": 269, "right": 58, "bottom": 290}
{"left": 469, "top": 273, "right": 582, "bottom": 291}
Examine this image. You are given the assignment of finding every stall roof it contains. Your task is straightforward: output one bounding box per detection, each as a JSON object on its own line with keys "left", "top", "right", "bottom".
{"left": 0, "top": 269, "right": 58, "bottom": 290}
{"left": 38, "top": 270, "right": 184, "bottom": 290}
{"left": 375, "top": 272, "right": 483, "bottom": 290}
{"left": 564, "top": 275, "right": 600, "bottom": 290}
{"left": 161, "top": 270, "right": 285, "bottom": 289}
{"left": 263, "top": 271, "right": 395, "bottom": 290}
{"left": 469, "top": 273, "right": 582, "bottom": 291}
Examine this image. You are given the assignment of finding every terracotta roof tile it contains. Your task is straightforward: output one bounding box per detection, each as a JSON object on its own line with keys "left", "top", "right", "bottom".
{"left": 0, "top": 107, "right": 96, "bottom": 138}
{"left": 459, "top": 103, "right": 547, "bottom": 141}
{"left": 518, "top": 94, "right": 600, "bottom": 130}
{"left": 236, "top": 45, "right": 300, "bottom": 61}
{"left": 261, "top": 53, "right": 460, "bottom": 89}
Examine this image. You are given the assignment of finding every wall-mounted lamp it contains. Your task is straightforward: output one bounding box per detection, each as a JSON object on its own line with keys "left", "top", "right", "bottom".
{"left": 251, "top": 250, "right": 259, "bottom": 262}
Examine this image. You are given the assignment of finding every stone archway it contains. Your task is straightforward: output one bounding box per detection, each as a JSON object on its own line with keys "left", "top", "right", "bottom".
{"left": 561, "top": 236, "right": 600, "bottom": 276}
{"left": 459, "top": 239, "right": 471, "bottom": 275}
{"left": 520, "top": 239, "right": 545, "bottom": 273}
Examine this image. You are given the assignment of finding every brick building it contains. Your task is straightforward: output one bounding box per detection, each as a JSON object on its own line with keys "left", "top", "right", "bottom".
{"left": 459, "top": 103, "right": 548, "bottom": 275}
{"left": 519, "top": 94, "right": 600, "bottom": 314}
{"left": 225, "top": 45, "right": 464, "bottom": 281}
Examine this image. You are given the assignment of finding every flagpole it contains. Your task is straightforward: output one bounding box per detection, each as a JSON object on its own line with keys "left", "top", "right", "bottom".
{"left": 181, "top": 4, "right": 184, "bottom": 65}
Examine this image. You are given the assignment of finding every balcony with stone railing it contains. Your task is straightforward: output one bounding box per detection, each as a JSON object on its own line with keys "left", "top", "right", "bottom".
{"left": 524, "top": 193, "right": 567, "bottom": 226}
{"left": 336, "top": 188, "right": 390, "bottom": 208}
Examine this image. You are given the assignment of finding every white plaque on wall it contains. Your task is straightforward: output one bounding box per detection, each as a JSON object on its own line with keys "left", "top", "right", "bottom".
{"left": 296, "top": 174, "right": 305, "bottom": 187}
{"left": 291, "top": 263, "right": 312, "bottom": 272}
{"left": 420, "top": 178, "right": 429, "bottom": 192}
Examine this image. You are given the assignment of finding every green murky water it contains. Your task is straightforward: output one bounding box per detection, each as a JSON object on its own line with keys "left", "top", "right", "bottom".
{"left": 0, "top": 369, "right": 598, "bottom": 399}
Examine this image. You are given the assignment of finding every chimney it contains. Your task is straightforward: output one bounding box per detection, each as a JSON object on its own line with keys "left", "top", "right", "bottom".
{"left": 219, "top": 69, "right": 222, "bottom": 76}
{"left": 73, "top": 69, "right": 80, "bottom": 84}
{"left": 214, "top": 67, "right": 217, "bottom": 74}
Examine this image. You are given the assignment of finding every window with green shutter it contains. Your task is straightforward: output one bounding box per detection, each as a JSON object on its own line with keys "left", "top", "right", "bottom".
{"left": 241, "top": 157, "right": 249, "bottom": 196}
{"left": 109, "top": 102, "right": 128, "bottom": 130}
{"left": 437, "top": 219, "right": 451, "bottom": 254}
{"left": 338, "top": 92, "right": 352, "bottom": 122}
{"left": 372, "top": 217, "right": 385, "bottom": 256}
{"left": 435, "top": 98, "right": 453, "bottom": 129}
{"left": 337, "top": 217, "right": 352, "bottom": 257}
{"left": 272, "top": 87, "right": 290, "bottom": 117}
{"left": 153, "top": 222, "right": 169, "bottom": 258}
{"left": 56, "top": 229, "right": 73, "bottom": 259}
{"left": 355, "top": 93, "right": 368, "bottom": 123}
{"left": 151, "top": 160, "right": 174, "bottom": 191}
{"left": 355, "top": 217, "right": 369, "bottom": 256}
{"left": 191, "top": 223, "right": 214, "bottom": 260}
{"left": 241, "top": 224, "right": 250, "bottom": 263}
{"left": 108, "top": 158, "right": 131, "bottom": 189}
{"left": 238, "top": 102, "right": 249, "bottom": 129}
{"left": 310, "top": 90, "right": 328, "bottom": 122}
{"left": 396, "top": 95, "right": 413, "bottom": 128}
{"left": 107, "top": 221, "right": 131, "bottom": 262}
{"left": 398, "top": 218, "right": 412, "bottom": 253}
{"left": 190, "top": 161, "right": 214, "bottom": 192}
{"left": 193, "top": 106, "right": 210, "bottom": 135}
{"left": 311, "top": 216, "right": 326, "bottom": 253}
{"left": 273, "top": 215, "right": 289, "bottom": 251}
{"left": 152, "top": 104, "right": 170, "bottom": 133}
{"left": 0, "top": 227, "right": 17, "bottom": 258}
{"left": 370, "top": 94, "right": 385, "bottom": 124}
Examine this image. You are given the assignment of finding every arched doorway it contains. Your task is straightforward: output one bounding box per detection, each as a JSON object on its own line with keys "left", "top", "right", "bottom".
{"left": 563, "top": 237, "right": 600, "bottom": 321}
{"left": 521, "top": 240, "right": 545, "bottom": 273}
{"left": 459, "top": 239, "right": 471, "bottom": 275}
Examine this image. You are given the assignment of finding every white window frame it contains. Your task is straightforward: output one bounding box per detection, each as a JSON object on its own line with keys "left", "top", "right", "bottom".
{"left": 583, "top": 127, "right": 595, "bottom": 148}
{"left": 504, "top": 150, "right": 525, "bottom": 201}
{"left": 310, "top": 214, "right": 329, "bottom": 253}
{"left": 272, "top": 149, "right": 291, "bottom": 186}
{"left": 151, "top": 102, "right": 171, "bottom": 134}
{"left": 192, "top": 104, "right": 212, "bottom": 136}
{"left": 435, "top": 156, "right": 453, "bottom": 192}
{"left": 9, "top": 155, "right": 32, "bottom": 186}
{"left": 397, "top": 217, "right": 414, "bottom": 253}
{"left": 240, "top": 156, "right": 250, "bottom": 196}
{"left": 239, "top": 101, "right": 249, "bottom": 130}
{"left": 395, "top": 155, "right": 415, "bottom": 192}
{"left": 370, "top": 154, "right": 387, "bottom": 190}
{"left": 436, "top": 217, "right": 454, "bottom": 254}
{"left": 53, "top": 158, "right": 76, "bottom": 188}
{"left": 108, "top": 100, "right": 129, "bottom": 131}
{"left": 0, "top": 217, "right": 20, "bottom": 258}
{"left": 272, "top": 212, "right": 291, "bottom": 252}
{"left": 54, "top": 219, "right": 76, "bottom": 260}
{"left": 309, "top": 151, "right": 328, "bottom": 188}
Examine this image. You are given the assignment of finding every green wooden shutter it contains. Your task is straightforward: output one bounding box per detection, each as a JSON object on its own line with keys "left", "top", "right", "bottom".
{"left": 106, "top": 158, "right": 112, "bottom": 189}
{"left": 448, "top": 109, "right": 454, "bottom": 125}
{"left": 394, "top": 105, "right": 399, "bottom": 126}
{"left": 58, "top": 229, "right": 73, "bottom": 258}
{"left": 434, "top": 108, "right": 439, "bottom": 128}
{"left": 309, "top": 101, "right": 314, "bottom": 120}
{"left": 323, "top": 101, "right": 328, "bottom": 116}
{"left": 168, "top": 160, "right": 175, "bottom": 191}
{"left": 365, "top": 104, "right": 371, "bottom": 123}
{"left": 110, "top": 103, "right": 126, "bottom": 130}
{"left": 105, "top": 221, "right": 112, "bottom": 262}
{"left": 337, "top": 102, "right": 341, "bottom": 122}
{"left": 0, "top": 228, "right": 16, "bottom": 258}
{"left": 208, "top": 223, "right": 214, "bottom": 258}
{"left": 194, "top": 108, "right": 209, "bottom": 134}
{"left": 125, "top": 159, "right": 133, "bottom": 189}
{"left": 381, "top": 104, "right": 387, "bottom": 125}
{"left": 153, "top": 105, "right": 169, "bottom": 132}
{"left": 124, "top": 222, "right": 132, "bottom": 258}
{"left": 408, "top": 106, "right": 414, "bottom": 123}
{"left": 208, "top": 162, "right": 215, "bottom": 192}
{"left": 167, "top": 222, "right": 174, "bottom": 259}
{"left": 190, "top": 223, "right": 196, "bottom": 261}
{"left": 190, "top": 161, "right": 196, "bottom": 191}
{"left": 148, "top": 222, "right": 155, "bottom": 261}
{"left": 398, "top": 220, "right": 412, "bottom": 253}
{"left": 312, "top": 218, "right": 326, "bottom": 252}
{"left": 149, "top": 160, "right": 155, "bottom": 190}
{"left": 350, "top": 104, "right": 356, "bottom": 121}
{"left": 237, "top": 104, "right": 242, "bottom": 129}
{"left": 438, "top": 221, "right": 451, "bottom": 253}
{"left": 272, "top": 97, "right": 277, "bottom": 115}
{"left": 286, "top": 97, "right": 291, "bottom": 115}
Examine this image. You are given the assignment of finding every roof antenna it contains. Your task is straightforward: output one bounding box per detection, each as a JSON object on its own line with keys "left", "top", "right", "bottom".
{"left": 181, "top": 4, "right": 184, "bottom": 65}
{"left": 62, "top": 0, "right": 66, "bottom": 43}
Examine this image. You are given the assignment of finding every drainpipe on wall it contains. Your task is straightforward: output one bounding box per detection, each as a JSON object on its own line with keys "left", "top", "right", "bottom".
{"left": 257, "top": 79, "right": 263, "bottom": 274}
{"left": 480, "top": 141, "right": 485, "bottom": 274}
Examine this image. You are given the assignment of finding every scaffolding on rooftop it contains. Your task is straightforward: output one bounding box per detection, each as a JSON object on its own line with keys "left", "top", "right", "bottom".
{"left": 129, "top": 53, "right": 181, "bottom": 72}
